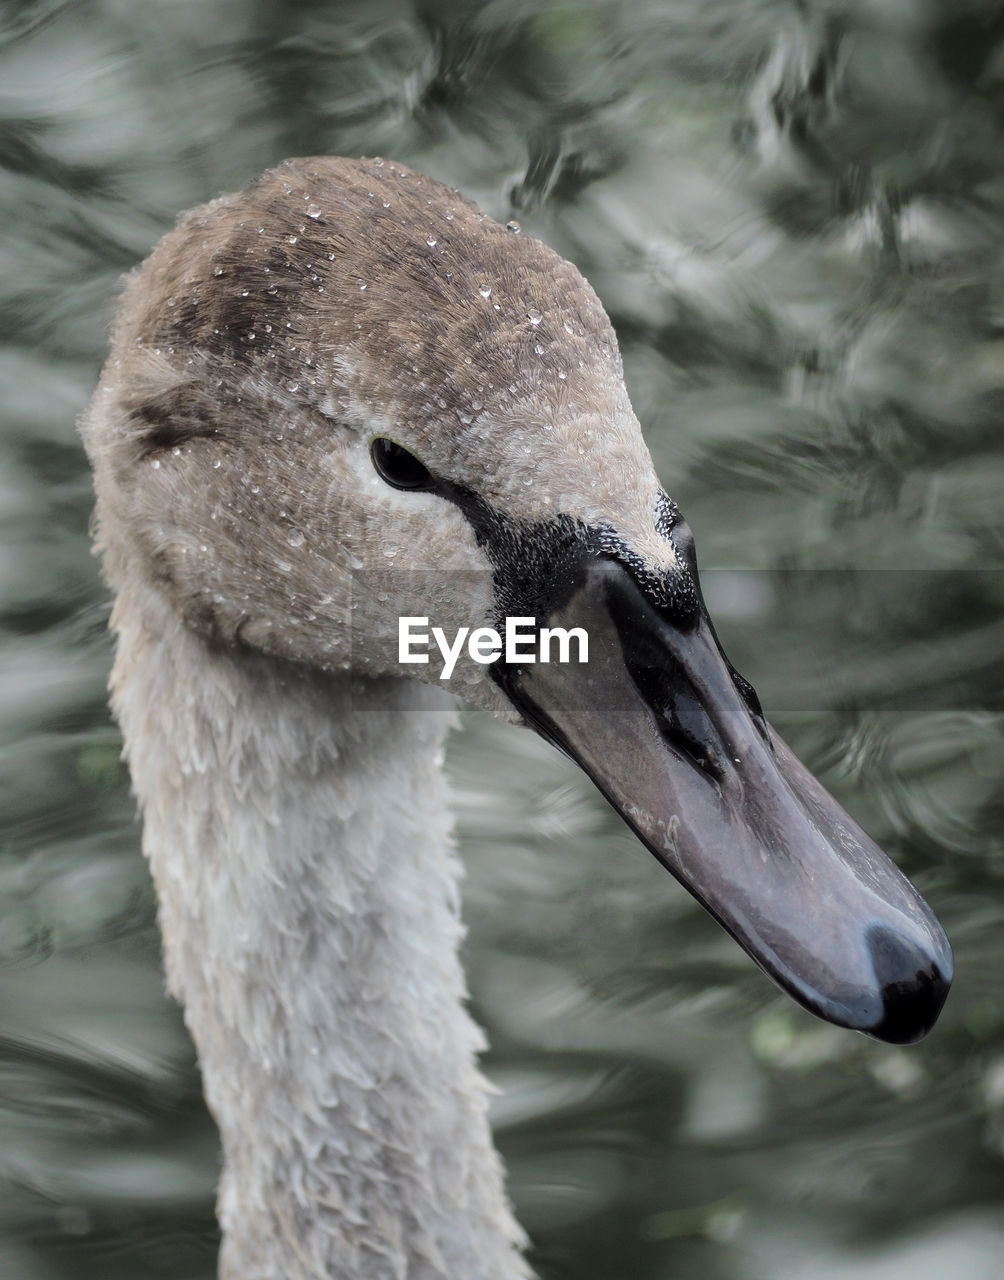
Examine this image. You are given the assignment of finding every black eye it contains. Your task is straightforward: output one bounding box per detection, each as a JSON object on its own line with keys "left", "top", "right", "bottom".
{"left": 370, "top": 437, "right": 435, "bottom": 491}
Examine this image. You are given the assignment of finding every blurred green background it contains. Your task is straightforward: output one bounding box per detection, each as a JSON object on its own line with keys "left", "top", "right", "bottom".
{"left": 1, "top": 1, "right": 1002, "bottom": 1277}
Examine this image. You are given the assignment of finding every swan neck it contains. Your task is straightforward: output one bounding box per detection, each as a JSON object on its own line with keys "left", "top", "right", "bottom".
{"left": 109, "top": 585, "right": 529, "bottom": 1280}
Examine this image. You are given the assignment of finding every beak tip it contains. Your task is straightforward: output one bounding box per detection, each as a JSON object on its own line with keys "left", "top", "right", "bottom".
{"left": 862, "top": 922, "right": 954, "bottom": 1045}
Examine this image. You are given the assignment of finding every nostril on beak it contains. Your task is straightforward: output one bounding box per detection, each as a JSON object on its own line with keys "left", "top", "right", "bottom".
{"left": 866, "top": 923, "right": 953, "bottom": 1045}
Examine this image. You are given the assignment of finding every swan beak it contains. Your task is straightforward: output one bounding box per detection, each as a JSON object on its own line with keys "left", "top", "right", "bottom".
{"left": 495, "top": 557, "right": 953, "bottom": 1043}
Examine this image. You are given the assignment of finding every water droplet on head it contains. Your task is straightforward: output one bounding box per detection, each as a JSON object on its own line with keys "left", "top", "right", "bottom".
{"left": 527, "top": 310, "right": 542, "bottom": 327}
{"left": 306, "top": 205, "right": 322, "bottom": 219}
{"left": 212, "top": 265, "right": 224, "bottom": 277}
{"left": 534, "top": 343, "right": 545, "bottom": 355}
{"left": 506, "top": 220, "right": 521, "bottom": 233}
{"left": 287, "top": 527, "right": 305, "bottom": 548}
{"left": 479, "top": 285, "right": 492, "bottom": 299}
{"left": 558, "top": 370, "right": 567, "bottom": 380}
{"left": 212, "top": 459, "right": 222, "bottom": 469}
{"left": 427, "top": 237, "right": 437, "bottom": 248}
{"left": 287, "top": 235, "right": 298, "bottom": 246}
{"left": 359, "top": 281, "right": 367, "bottom": 290}
{"left": 151, "top": 458, "right": 161, "bottom": 469}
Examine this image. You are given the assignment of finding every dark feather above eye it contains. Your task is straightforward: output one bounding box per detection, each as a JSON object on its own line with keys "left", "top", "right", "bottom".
{"left": 370, "top": 438, "right": 435, "bottom": 491}
{"left": 126, "top": 385, "right": 221, "bottom": 457}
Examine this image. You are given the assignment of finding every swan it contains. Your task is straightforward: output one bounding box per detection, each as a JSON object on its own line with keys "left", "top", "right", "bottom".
{"left": 80, "top": 156, "right": 952, "bottom": 1280}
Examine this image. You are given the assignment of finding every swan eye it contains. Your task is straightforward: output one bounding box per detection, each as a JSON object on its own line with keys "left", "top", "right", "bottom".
{"left": 370, "top": 438, "right": 435, "bottom": 491}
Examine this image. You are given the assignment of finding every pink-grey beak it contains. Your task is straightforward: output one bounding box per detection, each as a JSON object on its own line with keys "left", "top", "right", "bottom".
{"left": 496, "top": 555, "right": 952, "bottom": 1044}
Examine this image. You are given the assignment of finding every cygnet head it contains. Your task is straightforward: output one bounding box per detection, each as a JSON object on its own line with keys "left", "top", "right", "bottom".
{"left": 82, "top": 156, "right": 952, "bottom": 1044}
{"left": 84, "top": 156, "right": 664, "bottom": 712}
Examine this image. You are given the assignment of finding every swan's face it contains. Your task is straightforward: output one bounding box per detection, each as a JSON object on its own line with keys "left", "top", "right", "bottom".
{"left": 84, "top": 157, "right": 952, "bottom": 1045}
{"left": 87, "top": 157, "right": 675, "bottom": 717}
